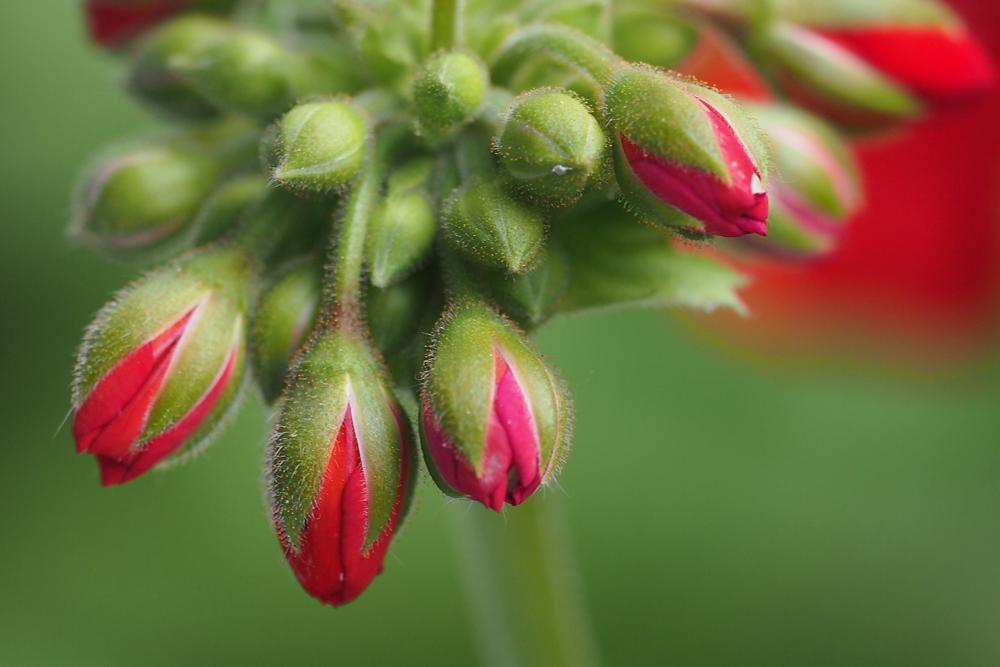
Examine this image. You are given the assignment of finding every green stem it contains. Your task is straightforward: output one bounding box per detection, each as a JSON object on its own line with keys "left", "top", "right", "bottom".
{"left": 230, "top": 187, "right": 298, "bottom": 264}
{"left": 490, "top": 24, "right": 622, "bottom": 99}
{"left": 448, "top": 496, "right": 602, "bottom": 667}
{"left": 431, "top": 0, "right": 463, "bottom": 51}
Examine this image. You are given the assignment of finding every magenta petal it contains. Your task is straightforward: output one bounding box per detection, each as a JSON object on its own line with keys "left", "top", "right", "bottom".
{"left": 492, "top": 359, "right": 541, "bottom": 506}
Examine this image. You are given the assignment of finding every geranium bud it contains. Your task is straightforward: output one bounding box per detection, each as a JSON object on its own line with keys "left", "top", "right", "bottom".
{"left": 250, "top": 260, "right": 322, "bottom": 404}
{"left": 70, "top": 139, "right": 221, "bottom": 263}
{"left": 495, "top": 89, "right": 609, "bottom": 207}
{"left": 740, "top": 103, "right": 861, "bottom": 256}
{"left": 612, "top": 8, "right": 699, "bottom": 69}
{"left": 604, "top": 66, "right": 770, "bottom": 237}
{"left": 126, "top": 14, "right": 230, "bottom": 121}
{"left": 367, "top": 157, "right": 438, "bottom": 287}
{"left": 265, "top": 99, "right": 371, "bottom": 194}
{"left": 412, "top": 51, "right": 488, "bottom": 143}
{"left": 421, "top": 299, "right": 572, "bottom": 511}
{"left": 445, "top": 179, "right": 546, "bottom": 273}
{"left": 191, "top": 173, "right": 268, "bottom": 245}
{"left": 72, "top": 246, "right": 251, "bottom": 485}
{"left": 485, "top": 243, "right": 568, "bottom": 330}
{"left": 757, "top": 1, "right": 996, "bottom": 126}
{"left": 168, "top": 28, "right": 296, "bottom": 118}
{"left": 367, "top": 270, "right": 430, "bottom": 359}
{"left": 267, "top": 329, "right": 414, "bottom": 606}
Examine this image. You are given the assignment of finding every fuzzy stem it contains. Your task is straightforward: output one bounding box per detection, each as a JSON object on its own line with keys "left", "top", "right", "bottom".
{"left": 431, "top": 0, "right": 463, "bottom": 51}
{"left": 490, "top": 24, "right": 622, "bottom": 100}
{"left": 449, "top": 496, "right": 602, "bottom": 667}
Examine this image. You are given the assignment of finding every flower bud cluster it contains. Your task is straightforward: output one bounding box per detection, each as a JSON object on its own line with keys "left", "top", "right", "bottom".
{"left": 66, "top": 0, "right": 994, "bottom": 606}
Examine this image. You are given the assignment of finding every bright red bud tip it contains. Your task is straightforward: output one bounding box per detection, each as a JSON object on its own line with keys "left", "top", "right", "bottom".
{"left": 818, "top": 26, "right": 997, "bottom": 103}
{"left": 282, "top": 407, "right": 410, "bottom": 606}
{"left": 425, "top": 351, "right": 544, "bottom": 512}
{"left": 84, "top": 0, "right": 191, "bottom": 49}
{"left": 619, "top": 94, "right": 769, "bottom": 238}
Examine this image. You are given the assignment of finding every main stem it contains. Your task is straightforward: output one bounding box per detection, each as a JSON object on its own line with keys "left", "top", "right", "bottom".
{"left": 431, "top": 0, "right": 463, "bottom": 51}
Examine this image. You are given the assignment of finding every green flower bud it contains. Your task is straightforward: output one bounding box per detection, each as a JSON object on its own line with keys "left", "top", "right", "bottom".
{"left": 250, "top": 260, "right": 323, "bottom": 404}
{"left": 485, "top": 243, "right": 569, "bottom": 330}
{"left": 444, "top": 179, "right": 546, "bottom": 273}
{"left": 127, "top": 14, "right": 231, "bottom": 121}
{"left": 71, "top": 139, "right": 221, "bottom": 263}
{"left": 169, "top": 28, "right": 295, "bottom": 118}
{"left": 265, "top": 99, "right": 372, "bottom": 194}
{"left": 191, "top": 173, "right": 269, "bottom": 246}
{"left": 612, "top": 9, "right": 699, "bottom": 68}
{"left": 367, "top": 270, "right": 430, "bottom": 359}
{"left": 367, "top": 157, "right": 438, "bottom": 287}
{"left": 412, "top": 51, "right": 488, "bottom": 143}
{"left": 495, "top": 88, "right": 609, "bottom": 207}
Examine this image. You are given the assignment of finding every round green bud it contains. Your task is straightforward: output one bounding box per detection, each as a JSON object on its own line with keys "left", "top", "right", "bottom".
{"left": 266, "top": 100, "right": 371, "bottom": 194}
{"left": 445, "top": 179, "right": 546, "bottom": 273}
{"left": 169, "top": 29, "right": 294, "bottom": 118}
{"left": 412, "top": 51, "right": 488, "bottom": 143}
{"left": 127, "top": 15, "right": 231, "bottom": 121}
{"left": 71, "top": 141, "right": 221, "bottom": 263}
{"left": 496, "top": 89, "right": 609, "bottom": 207}
{"left": 250, "top": 261, "right": 323, "bottom": 404}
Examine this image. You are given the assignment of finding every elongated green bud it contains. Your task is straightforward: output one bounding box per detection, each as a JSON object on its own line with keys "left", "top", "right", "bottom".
{"left": 444, "top": 178, "right": 546, "bottom": 273}
{"left": 251, "top": 260, "right": 323, "bottom": 404}
{"left": 71, "top": 139, "right": 221, "bottom": 263}
{"left": 485, "top": 243, "right": 569, "bottom": 329}
{"left": 412, "top": 51, "right": 488, "bottom": 143}
{"left": 367, "top": 157, "right": 438, "bottom": 287}
{"left": 264, "top": 99, "right": 372, "bottom": 194}
{"left": 495, "top": 88, "right": 609, "bottom": 207}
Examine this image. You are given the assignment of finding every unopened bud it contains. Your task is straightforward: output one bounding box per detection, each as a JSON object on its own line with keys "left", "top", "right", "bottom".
{"left": 71, "top": 139, "right": 221, "bottom": 263}
{"left": 604, "top": 66, "right": 770, "bottom": 237}
{"left": 367, "top": 157, "right": 438, "bottom": 287}
{"left": 421, "top": 298, "right": 572, "bottom": 511}
{"left": 496, "top": 89, "right": 609, "bottom": 207}
{"left": 485, "top": 243, "right": 568, "bottom": 329}
{"left": 445, "top": 179, "right": 546, "bottom": 273}
{"left": 265, "top": 99, "right": 371, "bottom": 194}
{"left": 250, "top": 260, "right": 322, "bottom": 404}
{"left": 84, "top": 0, "right": 191, "bottom": 49}
{"left": 191, "top": 173, "right": 269, "bottom": 245}
{"left": 412, "top": 51, "right": 488, "bottom": 143}
{"left": 72, "top": 246, "right": 252, "bottom": 485}
{"left": 267, "top": 328, "right": 413, "bottom": 605}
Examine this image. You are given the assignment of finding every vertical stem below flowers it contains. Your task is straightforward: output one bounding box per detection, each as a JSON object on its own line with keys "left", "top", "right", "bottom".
{"left": 449, "top": 495, "right": 602, "bottom": 667}
{"left": 431, "top": 0, "right": 463, "bottom": 52}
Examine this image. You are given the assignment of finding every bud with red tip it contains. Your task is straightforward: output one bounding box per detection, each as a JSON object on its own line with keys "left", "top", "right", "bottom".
{"left": 604, "top": 66, "right": 770, "bottom": 238}
{"left": 756, "top": 0, "right": 996, "bottom": 127}
{"left": 266, "top": 328, "right": 414, "bottom": 605}
{"left": 82, "top": 0, "right": 238, "bottom": 49}
{"left": 71, "top": 246, "right": 251, "bottom": 485}
{"left": 421, "top": 295, "right": 572, "bottom": 511}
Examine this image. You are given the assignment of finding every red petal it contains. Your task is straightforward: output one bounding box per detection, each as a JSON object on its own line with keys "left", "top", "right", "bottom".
{"left": 84, "top": 0, "right": 191, "bottom": 49}
{"left": 492, "top": 353, "right": 542, "bottom": 507}
{"left": 675, "top": 26, "right": 775, "bottom": 103}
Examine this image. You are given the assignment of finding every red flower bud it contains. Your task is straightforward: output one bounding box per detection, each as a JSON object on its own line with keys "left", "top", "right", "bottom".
{"left": 84, "top": 0, "right": 191, "bottom": 49}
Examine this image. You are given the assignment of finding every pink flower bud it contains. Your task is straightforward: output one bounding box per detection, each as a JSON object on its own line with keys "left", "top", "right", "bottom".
{"left": 278, "top": 403, "right": 411, "bottom": 606}
{"left": 617, "top": 92, "right": 769, "bottom": 238}
{"left": 84, "top": 0, "right": 191, "bottom": 49}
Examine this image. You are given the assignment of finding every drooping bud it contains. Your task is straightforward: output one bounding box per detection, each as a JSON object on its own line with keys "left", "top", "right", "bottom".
{"left": 604, "top": 66, "right": 770, "bottom": 237}
{"left": 266, "top": 328, "right": 414, "bottom": 605}
{"left": 421, "top": 298, "right": 572, "bottom": 511}
{"left": 366, "top": 157, "right": 438, "bottom": 287}
{"left": 250, "top": 260, "right": 322, "bottom": 404}
{"left": 485, "top": 243, "right": 568, "bottom": 330}
{"left": 191, "top": 173, "right": 269, "bottom": 245}
{"left": 71, "top": 246, "right": 251, "bottom": 485}
{"left": 756, "top": 1, "right": 996, "bottom": 127}
{"left": 738, "top": 103, "right": 861, "bottom": 256}
{"left": 126, "top": 14, "right": 230, "bottom": 121}
{"left": 444, "top": 179, "right": 546, "bottom": 273}
{"left": 495, "top": 89, "right": 610, "bottom": 207}
{"left": 264, "top": 99, "right": 371, "bottom": 194}
{"left": 168, "top": 27, "right": 296, "bottom": 118}
{"left": 70, "top": 138, "right": 221, "bottom": 263}
{"left": 412, "top": 51, "right": 488, "bottom": 143}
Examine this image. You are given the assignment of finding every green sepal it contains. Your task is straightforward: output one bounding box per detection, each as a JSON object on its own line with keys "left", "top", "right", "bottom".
{"left": 389, "top": 386, "right": 425, "bottom": 534}
{"left": 367, "top": 156, "right": 438, "bottom": 287}
{"left": 495, "top": 88, "right": 610, "bottom": 207}
{"left": 485, "top": 242, "right": 569, "bottom": 330}
{"left": 268, "top": 328, "right": 404, "bottom": 552}
{"left": 412, "top": 51, "right": 489, "bottom": 143}
{"left": 445, "top": 178, "right": 547, "bottom": 273}
{"left": 266, "top": 99, "right": 372, "bottom": 194}
{"left": 250, "top": 259, "right": 323, "bottom": 405}
{"left": 555, "top": 201, "right": 748, "bottom": 315}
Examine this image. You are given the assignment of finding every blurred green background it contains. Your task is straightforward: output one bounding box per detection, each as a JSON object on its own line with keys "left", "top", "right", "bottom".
{"left": 5, "top": 2, "right": 1000, "bottom": 665}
